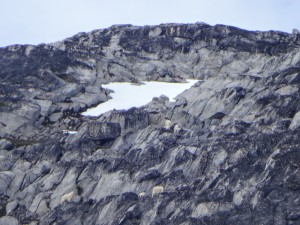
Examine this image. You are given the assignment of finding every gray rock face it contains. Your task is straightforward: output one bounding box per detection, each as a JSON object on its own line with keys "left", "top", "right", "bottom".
{"left": 108, "top": 108, "right": 149, "bottom": 134}
{"left": 289, "top": 111, "right": 300, "bottom": 130}
{"left": 1, "top": 22, "right": 300, "bottom": 224}
{"left": 0, "top": 171, "right": 15, "bottom": 195}
{"left": 0, "top": 216, "right": 19, "bottom": 225}
{"left": 49, "top": 112, "right": 63, "bottom": 123}
{"left": 87, "top": 121, "right": 121, "bottom": 140}
{"left": 0, "top": 139, "right": 13, "bottom": 150}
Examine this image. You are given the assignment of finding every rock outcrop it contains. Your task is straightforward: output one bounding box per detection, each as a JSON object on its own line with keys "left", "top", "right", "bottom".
{"left": 87, "top": 121, "right": 121, "bottom": 141}
{"left": 1, "top": 22, "right": 300, "bottom": 224}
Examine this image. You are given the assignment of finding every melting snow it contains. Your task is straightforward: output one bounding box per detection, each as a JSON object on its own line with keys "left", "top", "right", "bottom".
{"left": 63, "top": 130, "right": 78, "bottom": 134}
{"left": 82, "top": 79, "right": 198, "bottom": 116}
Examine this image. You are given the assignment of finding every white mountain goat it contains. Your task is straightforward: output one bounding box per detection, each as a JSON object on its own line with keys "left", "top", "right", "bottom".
{"left": 164, "top": 119, "right": 172, "bottom": 130}
{"left": 138, "top": 192, "right": 146, "bottom": 198}
{"left": 152, "top": 186, "right": 164, "bottom": 197}
{"left": 174, "top": 124, "right": 181, "bottom": 134}
{"left": 61, "top": 191, "right": 74, "bottom": 204}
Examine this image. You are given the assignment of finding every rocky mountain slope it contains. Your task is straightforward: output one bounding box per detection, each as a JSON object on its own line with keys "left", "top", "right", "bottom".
{"left": 1, "top": 22, "right": 300, "bottom": 225}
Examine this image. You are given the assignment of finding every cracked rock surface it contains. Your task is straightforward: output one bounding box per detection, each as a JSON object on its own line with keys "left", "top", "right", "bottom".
{"left": 1, "top": 22, "right": 300, "bottom": 224}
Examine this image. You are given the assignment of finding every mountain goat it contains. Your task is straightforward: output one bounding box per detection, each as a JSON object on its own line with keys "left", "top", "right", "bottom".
{"left": 174, "top": 124, "right": 181, "bottom": 134}
{"left": 61, "top": 191, "right": 74, "bottom": 204}
{"left": 164, "top": 119, "right": 172, "bottom": 130}
{"left": 152, "top": 186, "right": 164, "bottom": 197}
{"left": 138, "top": 192, "right": 146, "bottom": 198}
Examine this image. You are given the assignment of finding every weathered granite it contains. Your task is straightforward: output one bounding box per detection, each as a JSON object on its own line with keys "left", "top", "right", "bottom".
{"left": 86, "top": 121, "right": 121, "bottom": 141}
{"left": 0, "top": 22, "right": 300, "bottom": 225}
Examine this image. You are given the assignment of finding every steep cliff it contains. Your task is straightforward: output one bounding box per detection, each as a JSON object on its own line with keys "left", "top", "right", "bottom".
{"left": 1, "top": 23, "right": 300, "bottom": 225}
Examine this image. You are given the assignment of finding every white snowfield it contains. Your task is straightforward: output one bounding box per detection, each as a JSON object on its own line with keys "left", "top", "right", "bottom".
{"left": 82, "top": 79, "right": 198, "bottom": 117}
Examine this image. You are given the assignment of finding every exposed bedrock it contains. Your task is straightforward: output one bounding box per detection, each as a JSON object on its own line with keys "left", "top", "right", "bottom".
{"left": 86, "top": 121, "right": 121, "bottom": 141}
{"left": 1, "top": 23, "right": 300, "bottom": 224}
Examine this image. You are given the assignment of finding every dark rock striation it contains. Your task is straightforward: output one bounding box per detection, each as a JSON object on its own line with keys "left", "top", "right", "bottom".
{"left": 1, "top": 22, "right": 300, "bottom": 224}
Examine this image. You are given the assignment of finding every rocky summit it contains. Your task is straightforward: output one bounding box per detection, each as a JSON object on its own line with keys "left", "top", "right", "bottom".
{"left": 1, "top": 22, "right": 300, "bottom": 225}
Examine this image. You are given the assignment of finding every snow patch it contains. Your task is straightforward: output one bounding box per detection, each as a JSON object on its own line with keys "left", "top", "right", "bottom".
{"left": 82, "top": 79, "right": 198, "bottom": 116}
{"left": 63, "top": 130, "right": 77, "bottom": 134}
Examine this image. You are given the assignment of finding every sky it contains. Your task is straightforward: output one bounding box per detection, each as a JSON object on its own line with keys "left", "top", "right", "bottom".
{"left": 0, "top": 0, "right": 299, "bottom": 47}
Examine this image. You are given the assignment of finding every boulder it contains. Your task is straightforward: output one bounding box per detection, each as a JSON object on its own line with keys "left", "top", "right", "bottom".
{"left": 86, "top": 121, "right": 121, "bottom": 140}
{"left": 0, "top": 113, "right": 28, "bottom": 135}
{"left": 52, "top": 83, "right": 84, "bottom": 102}
{"left": 137, "top": 169, "right": 161, "bottom": 182}
{"left": 71, "top": 93, "right": 107, "bottom": 108}
{"left": 289, "top": 111, "right": 300, "bottom": 130}
{"left": 49, "top": 113, "right": 63, "bottom": 123}
{"left": 14, "top": 103, "right": 41, "bottom": 123}
{"left": 0, "top": 171, "right": 15, "bottom": 195}
{"left": 0, "top": 216, "right": 19, "bottom": 225}
{"left": 109, "top": 108, "right": 149, "bottom": 134}
{"left": 35, "top": 100, "right": 52, "bottom": 116}
{"left": 0, "top": 154, "right": 13, "bottom": 171}
{"left": 0, "top": 139, "right": 14, "bottom": 150}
